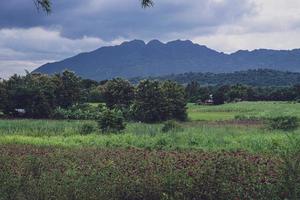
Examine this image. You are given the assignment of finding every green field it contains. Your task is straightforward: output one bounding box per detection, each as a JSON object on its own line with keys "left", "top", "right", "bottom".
{"left": 188, "top": 101, "right": 300, "bottom": 121}
{"left": 0, "top": 102, "right": 299, "bottom": 153}
{"left": 1, "top": 102, "right": 299, "bottom": 199}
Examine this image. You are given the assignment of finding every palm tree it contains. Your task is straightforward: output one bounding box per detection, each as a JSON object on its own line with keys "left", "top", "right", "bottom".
{"left": 35, "top": 0, "right": 154, "bottom": 14}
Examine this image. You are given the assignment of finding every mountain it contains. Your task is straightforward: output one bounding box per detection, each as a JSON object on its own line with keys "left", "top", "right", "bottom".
{"left": 130, "top": 69, "right": 300, "bottom": 87}
{"left": 34, "top": 39, "right": 300, "bottom": 80}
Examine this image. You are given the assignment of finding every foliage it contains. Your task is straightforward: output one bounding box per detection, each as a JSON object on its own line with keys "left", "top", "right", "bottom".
{"left": 54, "top": 70, "right": 84, "bottom": 108}
{"left": 132, "top": 80, "right": 165, "bottom": 123}
{"left": 280, "top": 137, "right": 300, "bottom": 200}
{"left": 52, "top": 104, "right": 104, "bottom": 120}
{"left": 0, "top": 146, "right": 290, "bottom": 200}
{"left": 268, "top": 116, "right": 299, "bottom": 131}
{"left": 161, "top": 120, "right": 183, "bottom": 133}
{"left": 161, "top": 80, "right": 188, "bottom": 121}
{"left": 97, "top": 109, "right": 126, "bottom": 133}
{"left": 102, "top": 78, "right": 135, "bottom": 109}
{"left": 132, "top": 80, "right": 187, "bottom": 123}
{"left": 34, "top": 0, "right": 51, "bottom": 13}
{"left": 0, "top": 71, "right": 86, "bottom": 118}
{"left": 79, "top": 123, "right": 97, "bottom": 135}
{"left": 213, "top": 86, "right": 226, "bottom": 105}
{"left": 132, "top": 69, "right": 300, "bottom": 87}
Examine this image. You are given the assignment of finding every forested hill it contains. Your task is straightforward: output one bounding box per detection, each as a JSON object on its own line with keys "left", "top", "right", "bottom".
{"left": 130, "top": 69, "right": 300, "bottom": 86}
{"left": 34, "top": 39, "right": 300, "bottom": 80}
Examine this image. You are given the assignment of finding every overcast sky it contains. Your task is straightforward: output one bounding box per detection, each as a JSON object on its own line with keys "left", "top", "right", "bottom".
{"left": 1, "top": 0, "right": 300, "bottom": 79}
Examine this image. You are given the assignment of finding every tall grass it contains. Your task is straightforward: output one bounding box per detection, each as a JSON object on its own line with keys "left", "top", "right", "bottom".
{"left": 0, "top": 120, "right": 299, "bottom": 154}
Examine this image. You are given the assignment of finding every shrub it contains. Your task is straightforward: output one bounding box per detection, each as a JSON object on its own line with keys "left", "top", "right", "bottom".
{"left": 268, "top": 116, "right": 299, "bottom": 131}
{"left": 133, "top": 80, "right": 187, "bottom": 123}
{"left": 79, "top": 123, "right": 97, "bottom": 135}
{"left": 161, "top": 120, "right": 183, "bottom": 133}
{"left": 51, "top": 104, "right": 104, "bottom": 120}
{"left": 98, "top": 109, "right": 126, "bottom": 133}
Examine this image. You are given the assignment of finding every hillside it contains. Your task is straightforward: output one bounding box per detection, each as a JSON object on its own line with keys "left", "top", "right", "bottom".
{"left": 130, "top": 69, "right": 300, "bottom": 86}
{"left": 34, "top": 39, "right": 300, "bottom": 80}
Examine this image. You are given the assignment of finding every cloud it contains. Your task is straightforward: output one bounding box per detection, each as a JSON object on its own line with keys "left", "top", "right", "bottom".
{"left": 1, "top": 0, "right": 300, "bottom": 78}
{"left": 0, "top": 0, "right": 256, "bottom": 40}
{"left": 0, "top": 27, "right": 122, "bottom": 79}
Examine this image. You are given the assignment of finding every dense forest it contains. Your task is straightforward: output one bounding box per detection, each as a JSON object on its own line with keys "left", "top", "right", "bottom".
{"left": 130, "top": 69, "right": 300, "bottom": 86}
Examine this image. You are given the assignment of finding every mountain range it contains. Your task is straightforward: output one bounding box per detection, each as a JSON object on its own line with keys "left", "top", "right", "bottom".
{"left": 34, "top": 39, "right": 300, "bottom": 80}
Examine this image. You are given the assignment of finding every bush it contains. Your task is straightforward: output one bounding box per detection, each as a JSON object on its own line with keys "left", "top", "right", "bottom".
{"left": 133, "top": 80, "right": 187, "bottom": 123}
{"left": 79, "top": 123, "right": 97, "bottom": 135}
{"left": 161, "top": 120, "right": 183, "bottom": 133}
{"left": 268, "top": 116, "right": 299, "bottom": 131}
{"left": 98, "top": 109, "right": 126, "bottom": 133}
{"left": 51, "top": 104, "right": 104, "bottom": 120}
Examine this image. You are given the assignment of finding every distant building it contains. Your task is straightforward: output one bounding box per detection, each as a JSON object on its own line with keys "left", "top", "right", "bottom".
{"left": 197, "top": 94, "right": 214, "bottom": 105}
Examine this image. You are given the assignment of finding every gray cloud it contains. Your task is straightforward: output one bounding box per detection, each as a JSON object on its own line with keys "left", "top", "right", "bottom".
{"left": 1, "top": 0, "right": 300, "bottom": 78}
{"left": 0, "top": 0, "right": 256, "bottom": 40}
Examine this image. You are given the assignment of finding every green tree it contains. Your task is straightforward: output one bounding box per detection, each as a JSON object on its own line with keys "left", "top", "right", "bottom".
{"left": 161, "top": 81, "right": 187, "bottom": 121}
{"left": 213, "top": 86, "right": 226, "bottom": 105}
{"left": 54, "top": 71, "right": 83, "bottom": 108}
{"left": 2, "top": 73, "right": 57, "bottom": 118}
{"left": 102, "top": 78, "right": 135, "bottom": 109}
{"left": 98, "top": 109, "right": 126, "bottom": 133}
{"left": 0, "top": 82, "right": 8, "bottom": 112}
{"left": 185, "top": 81, "right": 200, "bottom": 103}
{"left": 132, "top": 80, "right": 165, "bottom": 123}
{"left": 133, "top": 80, "right": 187, "bottom": 123}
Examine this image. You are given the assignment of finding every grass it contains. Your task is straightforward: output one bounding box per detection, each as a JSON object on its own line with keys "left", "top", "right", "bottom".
{"left": 0, "top": 101, "right": 299, "bottom": 154}
{"left": 1, "top": 102, "right": 300, "bottom": 199}
{"left": 188, "top": 101, "right": 300, "bottom": 121}
{"left": 0, "top": 119, "right": 298, "bottom": 154}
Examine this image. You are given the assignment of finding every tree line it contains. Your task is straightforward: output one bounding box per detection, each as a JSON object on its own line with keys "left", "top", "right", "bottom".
{"left": 0, "top": 71, "right": 187, "bottom": 122}
{"left": 185, "top": 81, "right": 300, "bottom": 105}
{"left": 1, "top": 71, "right": 300, "bottom": 120}
{"left": 130, "top": 69, "right": 300, "bottom": 87}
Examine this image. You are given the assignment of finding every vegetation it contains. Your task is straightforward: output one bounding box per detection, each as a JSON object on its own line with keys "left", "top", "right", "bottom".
{"left": 1, "top": 145, "right": 289, "bottom": 200}
{"left": 268, "top": 116, "right": 299, "bottom": 131}
{"left": 0, "top": 101, "right": 299, "bottom": 199}
{"left": 131, "top": 69, "right": 300, "bottom": 87}
{"left": 132, "top": 80, "right": 187, "bottom": 123}
{"left": 1, "top": 71, "right": 299, "bottom": 199}
{"left": 188, "top": 101, "right": 300, "bottom": 121}
{"left": 97, "top": 109, "right": 126, "bottom": 133}
{"left": 185, "top": 83, "right": 300, "bottom": 104}
{"left": 161, "top": 120, "right": 183, "bottom": 133}
{"left": 0, "top": 72, "right": 187, "bottom": 124}
{"left": 102, "top": 78, "right": 135, "bottom": 110}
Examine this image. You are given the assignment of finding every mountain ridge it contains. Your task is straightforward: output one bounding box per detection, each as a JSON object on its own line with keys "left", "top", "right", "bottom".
{"left": 34, "top": 39, "right": 300, "bottom": 80}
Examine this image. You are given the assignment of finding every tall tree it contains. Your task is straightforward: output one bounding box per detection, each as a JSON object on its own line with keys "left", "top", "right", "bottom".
{"left": 102, "top": 78, "right": 135, "bottom": 109}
